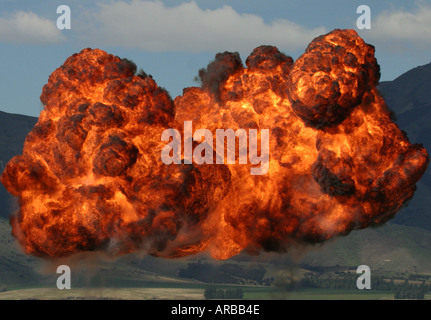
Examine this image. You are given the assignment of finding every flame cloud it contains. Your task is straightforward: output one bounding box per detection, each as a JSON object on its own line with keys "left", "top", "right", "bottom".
{"left": 1, "top": 29, "right": 428, "bottom": 260}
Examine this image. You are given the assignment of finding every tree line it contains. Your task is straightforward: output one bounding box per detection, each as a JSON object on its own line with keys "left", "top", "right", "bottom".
{"left": 300, "top": 273, "right": 428, "bottom": 299}
{"left": 178, "top": 262, "right": 269, "bottom": 285}
{"left": 204, "top": 287, "right": 244, "bottom": 299}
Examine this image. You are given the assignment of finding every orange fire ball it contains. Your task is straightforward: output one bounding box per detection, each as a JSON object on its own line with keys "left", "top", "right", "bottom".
{"left": 1, "top": 29, "right": 428, "bottom": 259}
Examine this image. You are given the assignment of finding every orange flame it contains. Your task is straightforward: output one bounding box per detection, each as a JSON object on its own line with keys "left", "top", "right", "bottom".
{"left": 1, "top": 29, "right": 428, "bottom": 260}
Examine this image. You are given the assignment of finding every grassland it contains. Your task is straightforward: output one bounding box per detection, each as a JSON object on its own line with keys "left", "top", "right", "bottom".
{"left": 1, "top": 216, "right": 431, "bottom": 300}
{"left": 2, "top": 284, "right": 430, "bottom": 300}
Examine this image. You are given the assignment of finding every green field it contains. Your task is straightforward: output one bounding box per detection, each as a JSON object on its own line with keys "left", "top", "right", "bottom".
{"left": 2, "top": 216, "right": 431, "bottom": 300}
{"left": 0, "top": 284, "right": 427, "bottom": 300}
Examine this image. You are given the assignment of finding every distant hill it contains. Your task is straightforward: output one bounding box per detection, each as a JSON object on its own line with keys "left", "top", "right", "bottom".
{"left": 378, "top": 62, "right": 431, "bottom": 231}
{"left": 379, "top": 62, "right": 431, "bottom": 155}
{"left": 0, "top": 111, "right": 37, "bottom": 219}
{"left": 0, "top": 110, "right": 37, "bottom": 164}
{"left": 299, "top": 222, "right": 431, "bottom": 273}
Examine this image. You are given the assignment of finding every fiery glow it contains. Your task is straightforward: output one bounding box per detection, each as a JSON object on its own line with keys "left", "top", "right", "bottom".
{"left": 1, "top": 29, "right": 428, "bottom": 260}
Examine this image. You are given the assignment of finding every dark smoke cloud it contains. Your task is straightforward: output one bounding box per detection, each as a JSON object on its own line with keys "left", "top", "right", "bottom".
{"left": 198, "top": 51, "right": 243, "bottom": 101}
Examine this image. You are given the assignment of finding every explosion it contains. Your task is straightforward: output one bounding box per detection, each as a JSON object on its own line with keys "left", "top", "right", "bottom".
{"left": 1, "top": 29, "right": 428, "bottom": 260}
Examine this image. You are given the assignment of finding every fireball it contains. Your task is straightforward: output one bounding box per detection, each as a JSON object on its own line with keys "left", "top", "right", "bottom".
{"left": 1, "top": 29, "right": 428, "bottom": 260}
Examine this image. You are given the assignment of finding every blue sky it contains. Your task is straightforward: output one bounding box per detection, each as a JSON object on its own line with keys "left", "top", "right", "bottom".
{"left": 0, "top": 0, "right": 430, "bottom": 117}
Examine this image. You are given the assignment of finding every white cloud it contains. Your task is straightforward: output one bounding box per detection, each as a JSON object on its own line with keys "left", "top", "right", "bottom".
{"left": 80, "top": 0, "right": 326, "bottom": 53}
{"left": 367, "top": 5, "right": 431, "bottom": 49}
{"left": 0, "top": 11, "right": 65, "bottom": 44}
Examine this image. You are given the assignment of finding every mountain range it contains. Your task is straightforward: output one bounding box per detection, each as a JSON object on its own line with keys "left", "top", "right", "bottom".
{"left": 0, "top": 111, "right": 37, "bottom": 220}
{"left": 379, "top": 62, "right": 431, "bottom": 230}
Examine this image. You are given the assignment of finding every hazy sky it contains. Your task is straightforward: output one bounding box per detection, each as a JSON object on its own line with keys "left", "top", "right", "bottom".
{"left": 1, "top": 0, "right": 430, "bottom": 117}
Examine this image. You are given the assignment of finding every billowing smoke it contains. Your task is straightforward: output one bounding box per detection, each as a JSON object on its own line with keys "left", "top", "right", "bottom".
{"left": 1, "top": 29, "right": 428, "bottom": 260}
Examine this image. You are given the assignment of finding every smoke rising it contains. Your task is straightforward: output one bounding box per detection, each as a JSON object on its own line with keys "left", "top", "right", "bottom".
{"left": 1, "top": 30, "right": 428, "bottom": 260}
